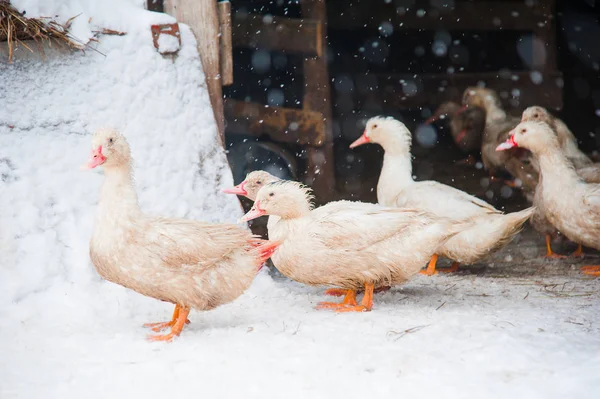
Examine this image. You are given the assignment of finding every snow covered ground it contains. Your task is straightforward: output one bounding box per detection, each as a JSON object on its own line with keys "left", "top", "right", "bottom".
{"left": 2, "top": 270, "right": 600, "bottom": 399}
{"left": 1, "top": 1, "right": 600, "bottom": 398}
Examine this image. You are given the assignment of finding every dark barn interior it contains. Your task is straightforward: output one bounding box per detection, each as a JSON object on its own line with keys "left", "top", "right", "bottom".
{"left": 222, "top": 0, "right": 600, "bottom": 262}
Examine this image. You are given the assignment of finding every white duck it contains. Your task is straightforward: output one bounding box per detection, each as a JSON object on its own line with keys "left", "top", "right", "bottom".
{"left": 350, "top": 116, "right": 534, "bottom": 275}
{"left": 85, "top": 128, "right": 278, "bottom": 341}
{"left": 240, "top": 181, "right": 466, "bottom": 312}
{"left": 521, "top": 107, "right": 598, "bottom": 258}
{"left": 521, "top": 106, "right": 592, "bottom": 169}
{"left": 223, "top": 170, "right": 282, "bottom": 233}
{"left": 497, "top": 121, "right": 600, "bottom": 276}
{"left": 223, "top": 170, "right": 390, "bottom": 297}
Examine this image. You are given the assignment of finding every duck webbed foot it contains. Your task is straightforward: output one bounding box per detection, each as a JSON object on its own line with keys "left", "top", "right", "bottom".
{"left": 335, "top": 283, "right": 374, "bottom": 312}
{"left": 544, "top": 235, "right": 567, "bottom": 259}
{"left": 439, "top": 262, "right": 460, "bottom": 273}
{"left": 325, "top": 285, "right": 391, "bottom": 296}
{"left": 419, "top": 254, "right": 440, "bottom": 276}
{"left": 571, "top": 244, "right": 584, "bottom": 258}
{"left": 145, "top": 305, "right": 191, "bottom": 341}
{"left": 323, "top": 288, "right": 348, "bottom": 297}
{"left": 143, "top": 304, "right": 191, "bottom": 332}
{"left": 581, "top": 266, "right": 600, "bottom": 277}
{"left": 317, "top": 290, "right": 357, "bottom": 309}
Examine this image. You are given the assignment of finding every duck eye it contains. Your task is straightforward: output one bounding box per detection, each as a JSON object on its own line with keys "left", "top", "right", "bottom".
{"left": 372, "top": 124, "right": 378, "bottom": 129}
{"left": 269, "top": 192, "right": 274, "bottom": 197}
{"left": 108, "top": 138, "right": 114, "bottom": 144}
{"left": 533, "top": 114, "right": 538, "bottom": 118}
{"left": 256, "top": 180, "right": 262, "bottom": 185}
{"left": 522, "top": 129, "right": 527, "bottom": 134}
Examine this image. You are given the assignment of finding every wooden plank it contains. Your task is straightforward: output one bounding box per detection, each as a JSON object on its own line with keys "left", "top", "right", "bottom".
{"left": 364, "top": 71, "right": 563, "bottom": 111}
{"left": 328, "top": 1, "right": 552, "bottom": 31}
{"left": 218, "top": 1, "right": 233, "bottom": 86}
{"left": 224, "top": 99, "right": 326, "bottom": 146}
{"left": 301, "top": 0, "right": 336, "bottom": 203}
{"left": 232, "top": 14, "right": 322, "bottom": 56}
{"left": 164, "top": 0, "right": 225, "bottom": 146}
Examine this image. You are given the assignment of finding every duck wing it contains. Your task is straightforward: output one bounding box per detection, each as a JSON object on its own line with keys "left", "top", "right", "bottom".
{"left": 392, "top": 181, "right": 500, "bottom": 220}
{"left": 307, "top": 202, "right": 435, "bottom": 251}
{"left": 142, "top": 217, "right": 255, "bottom": 268}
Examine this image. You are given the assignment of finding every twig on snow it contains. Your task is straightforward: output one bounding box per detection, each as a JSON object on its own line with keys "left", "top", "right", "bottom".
{"left": 387, "top": 324, "right": 430, "bottom": 341}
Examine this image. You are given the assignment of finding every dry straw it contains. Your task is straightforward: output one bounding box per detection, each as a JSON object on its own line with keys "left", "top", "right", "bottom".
{"left": 0, "top": 0, "right": 86, "bottom": 62}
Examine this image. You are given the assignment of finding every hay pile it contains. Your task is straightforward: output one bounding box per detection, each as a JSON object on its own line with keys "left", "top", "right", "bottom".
{"left": 0, "top": 0, "right": 85, "bottom": 62}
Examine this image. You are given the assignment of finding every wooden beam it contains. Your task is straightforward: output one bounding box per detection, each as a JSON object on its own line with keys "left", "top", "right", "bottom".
{"left": 301, "top": 0, "right": 336, "bottom": 203}
{"left": 232, "top": 13, "right": 322, "bottom": 56}
{"left": 364, "top": 71, "right": 563, "bottom": 111}
{"left": 224, "top": 99, "right": 326, "bottom": 146}
{"left": 164, "top": 0, "right": 225, "bottom": 146}
{"left": 218, "top": 1, "right": 233, "bottom": 86}
{"left": 328, "top": 1, "right": 552, "bottom": 31}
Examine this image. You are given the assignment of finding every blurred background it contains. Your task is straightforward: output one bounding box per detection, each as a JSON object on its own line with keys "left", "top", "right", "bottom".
{"left": 219, "top": 0, "right": 599, "bottom": 216}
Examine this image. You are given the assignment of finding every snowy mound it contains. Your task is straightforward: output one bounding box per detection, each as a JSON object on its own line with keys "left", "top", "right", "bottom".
{"left": 0, "top": 3, "right": 241, "bottom": 309}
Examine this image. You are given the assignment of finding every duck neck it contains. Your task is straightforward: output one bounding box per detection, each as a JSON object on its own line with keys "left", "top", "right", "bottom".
{"left": 277, "top": 202, "right": 312, "bottom": 220}
{"left": 377, "top": 144, "right": 414, "bottom": 207}
{"left": 536, "top": 144, "right": 579, "bottom": 187}
{"left": 484, "top": 102, "right": 507, "bottom": 124}
{"left": 98, "top": 163, "right": 141, "bottom": 220}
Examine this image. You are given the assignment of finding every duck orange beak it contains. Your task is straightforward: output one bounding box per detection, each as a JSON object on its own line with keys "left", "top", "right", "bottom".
{"left": 239, "top": 201, "right": 266, "bottom": 222}
{"left": 223, "top": 181, "right": 248, "bottom": 196}
{"left": 496, "top": 134, "right": 518, "bottom": 151}
{"left": 82, "top": 146, "right": 106, "bottom": 169}
{"left": 349, "top": 131, "right": 370, "bottom": 148}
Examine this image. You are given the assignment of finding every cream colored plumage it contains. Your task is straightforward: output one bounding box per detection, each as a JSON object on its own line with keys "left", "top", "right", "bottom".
{"left": 497, "top": 121, "right": 600, "bottom": 275}
{"left": 521, "top": 106, "right": 591, "bottom": 169}
{"left": 350, "top": 116, "right": 534, "bottom": 274}
{"left": 223, "top": 170, "right": 282, "bottom": 232}
{"left": 520, "top": 108, "right": 599, "bottom": 257}
{"left": 240, "top": 181, "right": 466, "bottom": 311}
{"left": 86, "top": 128, "right": 277, "bottom": 341}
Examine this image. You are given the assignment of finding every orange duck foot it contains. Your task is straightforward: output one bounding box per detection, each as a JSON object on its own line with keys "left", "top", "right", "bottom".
{"left": 323, "top": 288, "right": 348, "bottom": 297}
{"left": 544, "top": 235, "right": 567, "bottom": 259}
{"left": 146, "top": 305, "right": 191, "bottom": 342}
{"left": 334, "top": 283, "right": 374, "bottom": 313}
{"left": 325, "top": 286, "right": 391, "bottom": 296}
{"left": 581, "top": 266, "right": 600, "bottom": 276}
{"left": 571, "top": 244, "right": 584, "bottom": 258}
{"left": 143, "top": 304, "right": 190, "bottom": 332}
{"left": 317, "top": 290, "right": 357, "bottom": 309}
{"left": 419, "top": 254, "right": 440, "bottom": 276}
{"left": 439, "top": 262, "right": 460, "bottom": 273}
{"left": 144, "top": 319, "right": 191, "bottom": 333}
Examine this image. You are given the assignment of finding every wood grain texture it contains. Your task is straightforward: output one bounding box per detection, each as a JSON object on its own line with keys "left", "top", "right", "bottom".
{"left": 218, "top": 1, "right": 233, "bottom": 86}
{"left": 301, "top": 0, "right": 336, "bottom": 203}
{"left": 164, "top": 0, "right": 225, "bottom": 145}
{"left": 224, "top": 99, "right": 325, "bottom": 146}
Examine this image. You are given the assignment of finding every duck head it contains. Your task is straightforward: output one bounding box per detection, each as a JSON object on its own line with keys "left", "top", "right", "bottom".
{"left": 496, "top": 121, "right": 558, "bottom": 154}
{"left": 223, "top": 170, "right": 280, "bottom": 201}
{"left": 240, "top": 181, "right": 314, "bottom": 222}
{"left": 350, "top": 116, "right": 412, "bottom": 154}
{"left": 83, "top": 128, "right": 131, "bottom": 169}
